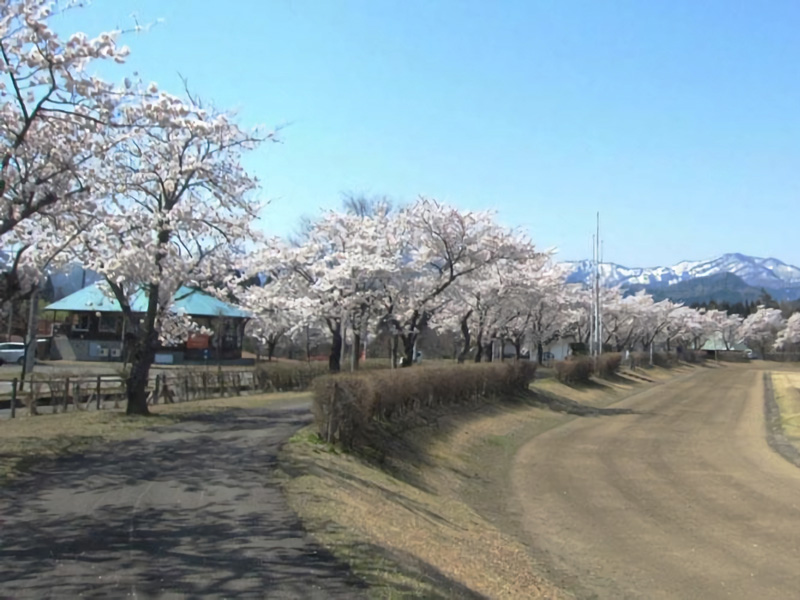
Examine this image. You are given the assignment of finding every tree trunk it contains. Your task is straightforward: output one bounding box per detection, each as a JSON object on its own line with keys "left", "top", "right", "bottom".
{"left": 401, "top": 334, "right": 416, "bottom": 367}
{"left": 267, "top": 339, "right": 277, "bottom": 361}
{"left": 126, "top": 334, "right": 157, "bottom": 415}
{"left": 458, "top": 312, "right": 472, "bottom": 364}
{"left": 126, "top": 283, "right": 161, "bottom": 416}
{"left": 351, "top": 332, "right": 361, "bottom": 371}
{"left": 537, "top": 342, "right": 544, "bottom": 365}
{"left": 329, "top": 323, "right": 342, "bottom": 373}
{"left": 474, "top": 329, "right": 484, "bottom": 363}
{"left": 514, "top": 339, "right": 522, "bottom": 361}
{"left": 484, "top": 343, "right": 493, "bottom": 362}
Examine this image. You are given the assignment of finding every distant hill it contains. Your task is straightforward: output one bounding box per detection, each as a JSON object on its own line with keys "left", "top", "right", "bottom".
{"left": 625, "top": 272, "right": 766, "bottom": 305}
{"left": 566, "top": 253, "right": 800, "bottom": 301}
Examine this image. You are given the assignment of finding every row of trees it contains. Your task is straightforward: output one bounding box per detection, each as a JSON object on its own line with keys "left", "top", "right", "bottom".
{"left": 231, "top": 200, "right": 800, "bottom": 372}
{"left": 4, "top": 2, "right": 798, "bottom": 417}
{"left": 1, "top": 1, "right": 271, "bottom": 414}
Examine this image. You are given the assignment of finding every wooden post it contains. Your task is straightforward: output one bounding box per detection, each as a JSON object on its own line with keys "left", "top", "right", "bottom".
{"left": 183, "top": 376, "right": 189, "bottom": 402}
{"left": 10, "top": 378, "right": 17, "bottom": 419}
{"left": 153, "top": 374, "right": 161, "bottom": 405}
{"left": 62, "top": 377, "right": 70, "bottom": 412}
{"left": 96, "top": 376, "right": 102, "bottom": 410}
{"left": 74, "top": 381, "right": 80, "bottom": 410}
{"left": 202, "top": 372, "right": 208, "bottom": 398}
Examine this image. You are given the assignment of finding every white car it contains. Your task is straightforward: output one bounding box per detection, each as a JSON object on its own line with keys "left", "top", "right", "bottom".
{"left": 0, "top": 342, "right": 26, "bottom": 366}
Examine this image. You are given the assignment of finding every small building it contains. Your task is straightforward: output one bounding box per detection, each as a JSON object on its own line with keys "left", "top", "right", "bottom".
{"left": 699, "top": 332, "right": 750, "bottom": 356}
{"left": 45, "top": 282, "right": 251, "bottom": 364}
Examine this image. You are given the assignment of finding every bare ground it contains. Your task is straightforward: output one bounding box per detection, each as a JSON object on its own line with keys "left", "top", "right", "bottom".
{"left": 510, "top": 364, "right": 800, "bottom": 599}
{"left": 280, "top": 367, "right": 691, "bottom": 598}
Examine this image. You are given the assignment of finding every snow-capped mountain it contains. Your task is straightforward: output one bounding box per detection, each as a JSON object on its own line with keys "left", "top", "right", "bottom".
{"left": 566, "top": 253, "right": 800, "bottom": 300}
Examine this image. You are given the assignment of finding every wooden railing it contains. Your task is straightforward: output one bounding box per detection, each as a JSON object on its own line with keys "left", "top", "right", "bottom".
{"left": 2, "top": 369, "right": 271, "bottom": 418}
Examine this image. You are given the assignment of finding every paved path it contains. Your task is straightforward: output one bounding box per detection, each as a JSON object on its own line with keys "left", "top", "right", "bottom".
{"left": 512, "top": 366, "right": 800, "bottom": 599}
{"left": 0, "top": 401, "right": 366, "bottom": 599}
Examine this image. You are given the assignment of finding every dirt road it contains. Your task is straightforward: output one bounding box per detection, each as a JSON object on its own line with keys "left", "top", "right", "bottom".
{"left": 512, "top": 365, "right": 800, "bottom": 600}
{"left": 0, "top": 401, "right": 365, "bottom": 599}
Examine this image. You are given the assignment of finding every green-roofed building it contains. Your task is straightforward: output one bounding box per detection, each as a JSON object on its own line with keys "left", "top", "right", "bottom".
{"left": 45, "top": 282, "right": 251, "bottom": 364}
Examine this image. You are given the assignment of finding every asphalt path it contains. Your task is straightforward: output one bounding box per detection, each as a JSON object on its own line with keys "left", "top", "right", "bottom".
{"left": 0, "top": 399, "right": 366, "bottom": 599}
{"left": 512, "top": 365, "right": 800, "bottom": 599}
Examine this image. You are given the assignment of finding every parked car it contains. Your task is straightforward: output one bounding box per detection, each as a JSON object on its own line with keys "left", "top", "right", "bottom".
{"left": 0, "top": 342, "right": 26, "bottom": 366}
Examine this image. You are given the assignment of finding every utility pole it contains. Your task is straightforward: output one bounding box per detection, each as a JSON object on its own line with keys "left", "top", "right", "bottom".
{"left": 590, "top": 213, "right": 603, "bottom": 357}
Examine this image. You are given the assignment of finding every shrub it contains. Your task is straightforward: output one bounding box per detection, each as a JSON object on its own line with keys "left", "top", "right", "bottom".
{"left": 629, "top": 351, "right": 678, "bottom": 368}
{"left": 312, "top": 362, "right": 537, "bottom": 448}
{"left": 680, "top": 349, "right": 704, "bottom": 364}
{"left": 596, "top": 353, "right": 622, "bottom": 378}
{"left": 254, "top": 361, "right": 331, "bottom": 391}
{"left": 651, "top": 352, "right": 677, "bottom": 368}
{"left": 554, "top": 357, "right": 594, "bottom": 384}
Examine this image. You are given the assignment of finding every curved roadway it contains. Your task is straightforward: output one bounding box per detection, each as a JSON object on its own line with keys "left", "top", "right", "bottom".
{"left": 512, "top": 366, "right": 800, "bottom": 599}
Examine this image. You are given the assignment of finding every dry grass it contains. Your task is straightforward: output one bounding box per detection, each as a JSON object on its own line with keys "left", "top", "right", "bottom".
{"left": 772, "top": 371, "right": 800, "bottom": 445}
{"left": 0, "top": 391, "right": 310, "bottom": 484}
{"left": 281, "top": 367, "right": 695, "bottom": 598}
{"left": 283, "top": 411, "right": 568, "bottom": 599}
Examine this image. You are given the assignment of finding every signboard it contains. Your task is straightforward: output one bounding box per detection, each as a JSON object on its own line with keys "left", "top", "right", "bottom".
{"left": 186, "top": 334, "right": 210, "bottom": 349}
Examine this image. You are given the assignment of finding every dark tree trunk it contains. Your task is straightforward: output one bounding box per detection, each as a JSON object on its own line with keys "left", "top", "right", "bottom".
{"left": 537, "top": 342, "right": 544, "bottom": 365}
{"left": 390, "top": 335, "right": 399, "bottom": 368}
{"left": 514, "top": 339, "right": 522, "bottom": 361}
{"left": 401, "top": 334, "right": 415, "bottom": 367}
{"left": 126, "top": 335, "right": 157, "bottom": 415}
{"left": 458, "top": 311, "right": 472, "bottom": 364}
{"left": 267, "top": 339, "right": 278, "bottom": 361}
{"left": 351, "top": 332, "right": 361, "bottom": 371}
{"left": 484, "top": 343, "right": 493, "bottom": 362}
{"left": 328, "top": 321, "right": 342, "bottom": 373}
{"left": 126, "top": 283, "right": 161, "bottom": 416}
{"left": 474, "top": 329, "right": 484, "bottom": 363}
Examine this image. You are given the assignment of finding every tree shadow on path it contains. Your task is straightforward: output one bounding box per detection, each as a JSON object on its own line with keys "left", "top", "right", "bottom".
{"left": 0, "top": 406, "right": 367, "bottom": 599}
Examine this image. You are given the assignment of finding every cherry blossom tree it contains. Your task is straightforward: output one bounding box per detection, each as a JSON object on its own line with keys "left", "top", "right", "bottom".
{"left": 775, "top": 312, "right": 800, "bottom": 352}
{"left": 380, "top": 198, "right": 535, "bottom": 366}
{"left": 1, "top": 0, "right": 133, "bottom": 299}
{"left": 707, "top": 309, "right": 743, "bottom": 350}
{"left": 241, "top": 206, "right": 400, "bottom": 373}
{"left": 515, "top": 262, "right": 570, "bottom": 363}
{"left": 738, "top": 306, "right": 785, "bottom": 357}
{"left": 81, "top": 92, "right": 269, "bottom": 415}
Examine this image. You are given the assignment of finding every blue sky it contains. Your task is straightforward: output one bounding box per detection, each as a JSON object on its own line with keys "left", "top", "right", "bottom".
{"left": 56, "top": 1, "right": 800, "bottom": 267}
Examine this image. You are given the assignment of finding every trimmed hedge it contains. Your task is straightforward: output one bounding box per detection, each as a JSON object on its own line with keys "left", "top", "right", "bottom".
{"left": 254, "top": 361, "right": 331, "bottom": 391}
{"left": 679, "top": 349, "right": 704, "bottom": 364}
{"left": 596, "top": 353, "right": 622, "bottom": 378}
{"left": 312, "top": 362, "right": 537, "bottom": 448}
{"left": 554, "top": 357, "right": 594, "bottom": 384}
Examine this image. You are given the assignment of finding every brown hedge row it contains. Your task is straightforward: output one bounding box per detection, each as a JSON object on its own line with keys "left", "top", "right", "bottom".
{"left": 596, "top": 353, "right": 622, "bottom": 378}
{"left": 553, "top": 357, "right": 594, "bottom": 384}
{"left": 312, "top": 362, "right": 537, "bottom": 448}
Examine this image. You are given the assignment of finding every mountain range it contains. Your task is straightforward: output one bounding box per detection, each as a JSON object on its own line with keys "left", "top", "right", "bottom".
{"left": 566, "top": 253, "right": 800, "bottom": 303}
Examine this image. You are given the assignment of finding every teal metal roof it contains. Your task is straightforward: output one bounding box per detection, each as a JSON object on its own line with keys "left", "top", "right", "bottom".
{"left": 699, "top": 332, "right": 749, "bottom": 352}
{"left": 45, "top": 282, "right": 249, "bottom": 319}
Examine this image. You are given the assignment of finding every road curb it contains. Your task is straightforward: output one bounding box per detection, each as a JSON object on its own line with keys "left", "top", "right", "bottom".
{"left": 763, "top": 372, "right": 800, "bottom": 469}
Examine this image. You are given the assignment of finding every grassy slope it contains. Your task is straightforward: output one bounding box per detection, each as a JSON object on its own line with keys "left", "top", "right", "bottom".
{"left": 772, "top": 371, "right": 800, "bottom": 448}
{"left": 281, "top": 364, "right": 701, "bottom": 599}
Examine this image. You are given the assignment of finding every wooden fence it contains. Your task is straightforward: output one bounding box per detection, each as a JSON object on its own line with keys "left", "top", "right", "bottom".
{"left": 3, "top": 369, "right": 276, "bottom": 418}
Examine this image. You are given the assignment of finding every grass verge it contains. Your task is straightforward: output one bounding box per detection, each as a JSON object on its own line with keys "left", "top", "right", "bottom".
{"left": 280, "top": 366, "right": 694, "bottom": 598}
{"left": 771, "top": 371, "right": 800, "bottom": 448}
